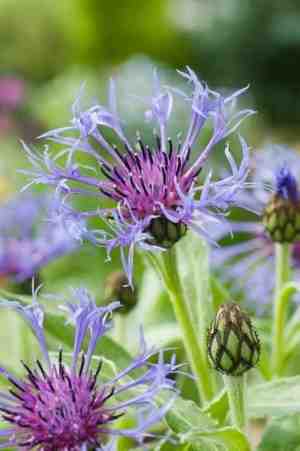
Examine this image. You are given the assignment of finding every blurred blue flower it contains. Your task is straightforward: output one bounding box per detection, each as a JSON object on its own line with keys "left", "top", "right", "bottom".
{"left": 0, "top": 192, "right": 80, "bottom": 282}
{"left": 212, "top": 145, "right": 300, "bottom": 312}
{"left": 0, "top": 287, "right": 178, "bottom": 450}
{"left": 22, "top": 68, "right": 253, "bottom": 283}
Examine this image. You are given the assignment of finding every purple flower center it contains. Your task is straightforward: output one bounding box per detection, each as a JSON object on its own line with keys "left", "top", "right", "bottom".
{"left": 100, "top": 137, "right": 197, "bottom": 220}
{"left": 276, "top": 166, "right": 299, "bottom": 203}
{"left": 2, "top": 354, "right": 121, "bottom": 450}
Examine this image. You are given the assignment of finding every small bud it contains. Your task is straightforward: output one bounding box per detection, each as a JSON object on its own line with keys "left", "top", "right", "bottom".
{"left": 263, "top": 195, "right": 300, "bottom": 243}
{"left": 207, "top": 303, "right": 260, "bottom": 376}
{"left": 104, "top": 271, "right": 137, "bottom": 314}
{"left": 263, "top": 167, "right": 300, "bottom": 243}
{"left": 147, "top": 217, "right": 187, "bottom": 249}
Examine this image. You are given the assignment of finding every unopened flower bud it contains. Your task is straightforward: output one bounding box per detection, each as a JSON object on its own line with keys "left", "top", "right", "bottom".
{"left": 147, "top": 217, "right": 187, "bottom": 249}
{"left": 207, "top": 303, "right": 260, "bottom": 376}
{"left": 104, "top": 271, "right": 137, "bottom": 314}
{"left": 263, "top": 167, "right": 300, "bottom": 243}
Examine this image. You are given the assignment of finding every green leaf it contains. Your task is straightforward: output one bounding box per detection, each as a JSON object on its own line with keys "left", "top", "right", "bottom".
{"left": 174, "top": 232, "right": 215, "bottom": 396}
{"left": 166, "top": 397, "right": 217, "bottom": 434}
{"left": 133, "top": 266, "right": 169, "bottom": 326}
{"left": 145, "top": 322, "right": 181, "bottom": 347}
{"left": 133, "top": 444, "right": 191, "bottom": 451}
{"left": 44, "top": 312, "right": 133, "bottom": 370}
{"left": 175, "top": 232, "right": 214, "bottom": 328}
{"left": 248, "top": 376, "right": 300, "bottom": 418}
{"left": 166, "top": 396, "right": 250, "bottom": 451}
{"left": 184, "top": 427, "right": 251, "bottom": 451}
{"left": 210, "top": 276, "right": 231, "bottom": 311}
{"left": 257, "top": 415, "right": 300, "bottom": 451}
{"left": 202, "top": 388, "right": 229, "bottom": 425}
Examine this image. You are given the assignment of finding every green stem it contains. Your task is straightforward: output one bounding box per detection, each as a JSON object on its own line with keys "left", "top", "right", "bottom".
{"left": 284, "top": 283, "right": 300, "bottom": 341}
{"left": 272, "top": 243, "right": 291, "bottom": 376}
{"left": 223, "top": 374, "right": 246, "bottom": 430}
{"left": 149, "top": 249, "right": 214, "bottom": 404}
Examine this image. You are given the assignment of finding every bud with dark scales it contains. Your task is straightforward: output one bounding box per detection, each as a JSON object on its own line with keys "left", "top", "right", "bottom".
{"left": 104, "top": 271, "right": 137, "bottom": 314}
{"left": 207, "top": 303, "right": 260, "bottom": 376}
{"left": 147, "top": 217, "right": 187, "bottom": 248}
{"left": 263, "top": 166, "right": 300, "bottom": 243}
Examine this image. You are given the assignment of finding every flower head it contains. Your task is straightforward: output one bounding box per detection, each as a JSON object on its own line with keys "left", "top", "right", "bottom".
{"left": 0, "top": 287, "right": 178, "bottom": 450}
{"left": 0, "top": 192, "right": 80, "bottom": 283}
{"left": 22, "top": 68, "right": 253, "bottom": 283}
{"left": 212, "top": 145, "right": 300, "bottom": 311}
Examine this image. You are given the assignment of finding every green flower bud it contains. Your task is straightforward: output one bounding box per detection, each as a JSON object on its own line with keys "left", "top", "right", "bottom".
{"left": 207, "top": 303, "right": 260, "bottom": 376}
{"left": 104, "top": 271, "right": 137, "bottom": 314}
{"left": 146, "top": 217, "right": 187, "bottom": 249}
{"left": 263, "top": 194, "right": 300, "bottom": 243}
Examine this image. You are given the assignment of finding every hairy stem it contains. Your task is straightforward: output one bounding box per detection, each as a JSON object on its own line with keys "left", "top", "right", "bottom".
{"left": 272, "top": 243, "right": 291, "bottom": 376}
{"left": 223, "top": 374, "right": 246, "bottom": 430}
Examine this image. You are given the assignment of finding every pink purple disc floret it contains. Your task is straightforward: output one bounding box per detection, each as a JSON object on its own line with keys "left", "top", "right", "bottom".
{"left": 21, "top": 67, "right": 254, "bottom": 283}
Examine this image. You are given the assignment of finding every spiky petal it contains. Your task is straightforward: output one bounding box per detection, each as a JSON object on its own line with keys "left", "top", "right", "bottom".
{"left": 22, "top": 68, "right": 253, "bottom": 283}
{"left": 0, "top": 288, "right": 178, "bottom": 450}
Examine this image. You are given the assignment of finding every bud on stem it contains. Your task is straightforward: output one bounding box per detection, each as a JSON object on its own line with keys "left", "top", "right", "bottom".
{"left": 146, "top": 217, "right": 187, "bottom": 249}
{"left": 104, "top": 271, "right": 137, "bottom": 314}
{"left": 263, "top": 167, "right": 300, "bottom": 243}
{"left": 263, "top": 194, "right": 300, "bottom": 243}
{"left": 207, "top": 303, "right": 260, "bottom": 376}
{"left": 223, "top": 374, "right": 246, "bottom": 430}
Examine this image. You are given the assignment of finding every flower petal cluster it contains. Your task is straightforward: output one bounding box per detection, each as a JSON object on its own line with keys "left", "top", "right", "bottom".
{"left": 0, "top": 192, "right": 80, "bottom": 282}
{"left": 212, "top": 145, "right": 300, "bottom": 311}
{"left": 0, "top": 287, "right": 178, "bottom": 450}
{"left": 22, "top": 68, "right": 253, "bottom": 282}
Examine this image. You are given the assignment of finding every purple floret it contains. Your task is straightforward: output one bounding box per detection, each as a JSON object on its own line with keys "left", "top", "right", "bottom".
{"left": 275, "top": 165, "right": 299, "bottom": 203}
{"left": 0, "top": 192, "right": 80, "bottom": 282}
{"left": 22, "top": 67, "right": 253, "bottom": 283}
{"left": 0, "top": 287, "right": 179, "bottom": 450}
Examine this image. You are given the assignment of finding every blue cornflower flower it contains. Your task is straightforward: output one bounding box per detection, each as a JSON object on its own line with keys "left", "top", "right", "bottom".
{"left": 22, "top": 68, "right": 253, "bottom": 283}
{"left": 0, "top": 192, "right": 81, "bottom": 283}
{"left": 0, "top": 287, "right": 178, "bottom": 450}
{"left": 212, "top": 145, "right": 300, "bottom": 312}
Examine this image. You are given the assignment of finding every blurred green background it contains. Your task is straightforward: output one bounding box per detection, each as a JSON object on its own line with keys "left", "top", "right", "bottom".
{"left": 1, "top": 0, "right": 300, "bottom": 303}
{"left": 2, "top": 0, "right": 300, "bottom": 131}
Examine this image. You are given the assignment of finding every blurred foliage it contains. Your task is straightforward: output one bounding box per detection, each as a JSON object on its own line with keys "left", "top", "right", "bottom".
{"left": 0, "top": 0, "right": 300, "bottom": 133}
